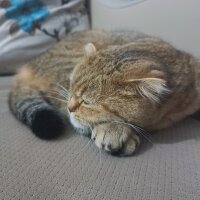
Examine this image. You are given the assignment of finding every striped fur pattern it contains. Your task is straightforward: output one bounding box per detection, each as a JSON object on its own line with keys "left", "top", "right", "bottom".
{"left": 9, "top": 30, "right": 200, "bottom": 156}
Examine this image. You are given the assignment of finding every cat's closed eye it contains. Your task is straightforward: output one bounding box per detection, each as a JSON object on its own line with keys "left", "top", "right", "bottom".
{"left": 82, "top": 100, "right": 90, "bottom": 105}
{"left": 82, "top": 95, "right": 94, "bottom": 106}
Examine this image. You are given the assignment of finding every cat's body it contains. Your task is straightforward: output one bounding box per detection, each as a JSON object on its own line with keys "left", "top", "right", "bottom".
{"left": 9, "top": 30, "right": 200, "bottom": 156}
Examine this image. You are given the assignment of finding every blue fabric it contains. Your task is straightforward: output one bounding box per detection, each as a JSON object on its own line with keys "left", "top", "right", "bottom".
{"left": 5, "top": 0, "right": 49, "bottom": 32}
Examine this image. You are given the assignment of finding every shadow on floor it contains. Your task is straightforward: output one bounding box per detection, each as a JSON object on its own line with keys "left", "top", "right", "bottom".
{"left": 136, "top": 117, "right": 200, "bottom": 155}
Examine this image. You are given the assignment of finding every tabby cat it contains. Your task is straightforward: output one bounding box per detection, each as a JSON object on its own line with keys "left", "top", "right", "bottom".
{"left": 9, "top": 30, "right": 200, "bottom": 156}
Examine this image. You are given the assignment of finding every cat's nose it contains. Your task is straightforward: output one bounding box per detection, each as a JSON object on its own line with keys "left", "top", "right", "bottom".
{"left": 68, "top": 97, "right": 79, "bottom": 112}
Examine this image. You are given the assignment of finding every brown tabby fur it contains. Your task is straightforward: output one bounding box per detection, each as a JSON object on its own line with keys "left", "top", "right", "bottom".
{"left": 9, "top": 30, "right": 200, "bottom": 156}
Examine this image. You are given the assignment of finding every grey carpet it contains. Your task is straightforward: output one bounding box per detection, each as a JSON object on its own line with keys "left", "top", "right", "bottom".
{"left": 1, "top": 77, "right": 200, "bottom": 200}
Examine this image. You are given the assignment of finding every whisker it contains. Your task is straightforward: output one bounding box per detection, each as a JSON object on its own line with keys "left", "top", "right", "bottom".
{"left": 22, "top": 95, "right": 67, "bottom": 105}
{"left": 65, "top": 106, "right": 70, "bottom": 116}
{"left": 48, "top": 89, "right": 69, "bottom": 100}
{"left": 46, "top": 89, "right": 68, "bottom": 101}
{"left": 47, "top": 90, "right": 62, "bottom": 98}
{"left": 45, "top": 95, "right": 68, "bottom": 104}
{"left": 58, "top": 90, "right": 69, "bottom": 100}
{"left": 54, "top": 86, "right": 69, "bottom": 96}
{"left": 13, "top": 88, "right": 68, "bottom": 105}
{"left": 75, "top": 139, "right": 92, "bottom": 155}
{"left": 57, "top": 83, "right": 69, "bottom": 96}
{"left": 134, "top": 128, "right": 153, "bottom": 144}
{"left": 48, "top": 89, "right": 60, "bottom": 95}
{"left": 111, "top": 120, "right": 153, "bottom": 144}
{"left": 87, "top": 123, "right": 94, "bottom": 136}
{"left": 58, "top": 88, "right": 69, "bottom": 96}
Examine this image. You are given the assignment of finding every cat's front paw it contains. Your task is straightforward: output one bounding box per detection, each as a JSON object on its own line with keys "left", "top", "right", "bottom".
{"left": 92, "top": 123, "right": 140, "bottom": 156}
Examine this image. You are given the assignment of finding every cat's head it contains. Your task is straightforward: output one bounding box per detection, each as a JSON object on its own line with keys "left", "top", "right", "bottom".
{"left": 68, "top": 43, "right": 170, "bottom": 130}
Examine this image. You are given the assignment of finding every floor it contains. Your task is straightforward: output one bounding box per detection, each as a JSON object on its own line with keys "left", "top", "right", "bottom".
{"left": 1, "top": 76, "right": 200, "bottom": 200}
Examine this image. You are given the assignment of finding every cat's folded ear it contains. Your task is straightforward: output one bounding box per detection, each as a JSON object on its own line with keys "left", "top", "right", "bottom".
{"left": 123, "top": 70, "right": 171, "bottom": 103}
{"left": 84, "top": 43, "right": 97, "bottom": 57}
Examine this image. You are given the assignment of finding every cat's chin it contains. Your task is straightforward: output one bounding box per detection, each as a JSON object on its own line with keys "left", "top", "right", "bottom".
{"left": 69, "top": 114, "right": 84, "bottom": 129}
{"left": 69, "top": 114, "right": 91, "bottom": 137}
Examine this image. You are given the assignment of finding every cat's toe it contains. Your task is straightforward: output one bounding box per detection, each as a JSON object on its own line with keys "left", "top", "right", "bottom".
{"left": 106, "top": 144, "right": 120, "bottom": 152}
{"left": 118, "top": 134, "right": 140, "bottom": 156}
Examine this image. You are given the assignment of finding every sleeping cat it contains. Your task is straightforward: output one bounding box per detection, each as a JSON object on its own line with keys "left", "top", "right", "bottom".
{"left": 9, "top": 30, "right": 200, "bottom": 156}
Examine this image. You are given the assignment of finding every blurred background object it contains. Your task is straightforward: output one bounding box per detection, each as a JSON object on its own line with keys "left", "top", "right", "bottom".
{"left": 0, "top": 0, "right": 89, "bottom": 75}
{"left": 96, "top": 0, "right": 147, "bottom": 8}
{"left": 91, "top": 0, "right": 200, "bottom": 58}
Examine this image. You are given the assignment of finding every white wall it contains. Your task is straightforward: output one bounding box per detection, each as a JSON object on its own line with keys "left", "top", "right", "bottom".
{"left": 91, "top": 0, "right": 200, "bottom": 58}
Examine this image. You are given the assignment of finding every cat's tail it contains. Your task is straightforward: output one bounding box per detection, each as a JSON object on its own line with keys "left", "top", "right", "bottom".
{"left": 8, "top": 67, "right": 66, "bottom": 139}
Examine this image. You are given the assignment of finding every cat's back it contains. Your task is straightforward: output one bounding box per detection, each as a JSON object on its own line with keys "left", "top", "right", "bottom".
{"left": 28, "top": 30, "right": 145, "bottom": 75}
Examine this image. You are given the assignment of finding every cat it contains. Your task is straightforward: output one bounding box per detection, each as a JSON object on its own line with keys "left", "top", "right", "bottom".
{"left": 9, "top": 30, "right": 200, "bottom": 156}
